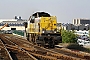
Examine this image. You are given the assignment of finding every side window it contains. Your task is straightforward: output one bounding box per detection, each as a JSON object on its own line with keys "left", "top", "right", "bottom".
{"left": 30, "top": 16, "right": 35, "bottom": 23}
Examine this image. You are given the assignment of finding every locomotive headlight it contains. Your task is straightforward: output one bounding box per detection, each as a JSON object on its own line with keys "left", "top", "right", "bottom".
{"left": 54, "top": 28, "right": 57, "bottom": 33}
{"left": 54, "top": 31, "right": 56, "bottom": 33}
{"left": 42, "top": 31, "right": 45, "bottom": 33}
{"left": 42, "top": 28, "right": 46, "bottom": 33}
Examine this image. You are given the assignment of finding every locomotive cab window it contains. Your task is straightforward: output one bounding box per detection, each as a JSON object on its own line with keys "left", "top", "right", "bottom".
{"left": 32, "top": 12, "right": 51, "bottom": 18}
{"left": 54, "top": 24, "right": 56, "bottom": 26}
{"left": 30, "top": 16, "right": 35, "bottom": 23}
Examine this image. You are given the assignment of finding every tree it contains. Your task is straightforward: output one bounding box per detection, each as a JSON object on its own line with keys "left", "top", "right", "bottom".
{"left": 61, "top": 30, "right": 77, "bottom": 43}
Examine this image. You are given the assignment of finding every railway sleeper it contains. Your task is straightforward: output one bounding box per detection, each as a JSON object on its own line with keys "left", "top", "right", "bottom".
{"left": 6, "top": 45, "right": 37, "bottom": 60}
{"left": 31, "top": 53, "right": 58, "bottom": 60}
{"left": 61, "top": 48, "right": 90, "bottom": 59}
{"left": 29, "top": 50, "right": 47, "bottom": 55}
{"left": 47, "top": 53, "right": 85, "bottom": 60}
{"left": 29, "top": 50, "right": 84, "bottom": 60}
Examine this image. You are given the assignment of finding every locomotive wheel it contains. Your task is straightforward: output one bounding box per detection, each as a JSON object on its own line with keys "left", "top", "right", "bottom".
{"left": 42, "top": 40, "right": 46, "bottom": 48}
{"left": 38, "top": 44, "right": 41, "bottom": 47}
{"left": 50, "top": 44, "right": 55, "bottom": 48}
{"left": 49, "top": 39, "right": 55, "bottom": 48}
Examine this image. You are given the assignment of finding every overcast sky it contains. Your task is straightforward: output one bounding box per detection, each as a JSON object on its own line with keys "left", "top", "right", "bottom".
{"left": 0, "top": 0, "right": 90, "bottom": 23}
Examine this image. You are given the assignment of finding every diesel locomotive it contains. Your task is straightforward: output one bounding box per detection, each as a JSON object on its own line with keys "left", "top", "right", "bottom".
{"left": 25, "top": 11, "right": 62, "bottom": 47}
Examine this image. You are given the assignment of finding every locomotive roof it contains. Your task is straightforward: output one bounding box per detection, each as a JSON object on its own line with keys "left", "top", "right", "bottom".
{"left": 32, "top": 12, "right": 51, "bottom": 18}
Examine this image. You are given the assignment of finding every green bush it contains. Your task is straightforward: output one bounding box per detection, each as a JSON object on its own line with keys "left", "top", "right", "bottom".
{"left": 61, "top": 30, "right": 77, "bottom": 43}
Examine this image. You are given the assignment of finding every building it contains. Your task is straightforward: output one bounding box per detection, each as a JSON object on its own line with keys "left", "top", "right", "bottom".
{"left": 0, "top": 18, "right": 28, "bottom": 37}
{"left": 0, "top": 17, "right": 27, "bottom": 30}
{"left": 73, "top": 18, "right": 90, "bottom": 25}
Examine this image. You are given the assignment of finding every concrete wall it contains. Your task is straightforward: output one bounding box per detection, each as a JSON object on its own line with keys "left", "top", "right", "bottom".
{"left": 0, "top": 26, "right": 25, "bottom": 30}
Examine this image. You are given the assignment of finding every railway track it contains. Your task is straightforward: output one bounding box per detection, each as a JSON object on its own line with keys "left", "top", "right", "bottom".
{"left": 51, "top": 47, "right": 90, "bottom": 60}
{"left": 0, "top": 34, "right": 37, "bottom": 60}
{"left": 0, "top": 39, "right": 12, "bottom": 60}
{"left": 0, "top": 34, "right": 90, "bottom": 60}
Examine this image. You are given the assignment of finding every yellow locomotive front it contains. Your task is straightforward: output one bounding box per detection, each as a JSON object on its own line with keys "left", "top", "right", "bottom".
{"left": 26, "top": 12, "right": 62, "bottom": 47}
